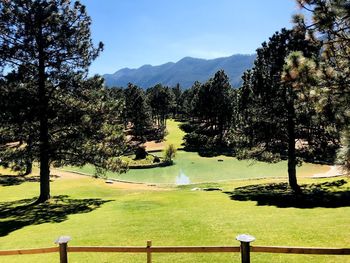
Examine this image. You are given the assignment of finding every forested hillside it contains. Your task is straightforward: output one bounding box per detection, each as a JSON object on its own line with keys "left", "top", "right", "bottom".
{"left": 103, "top": 54, "right": 255, "bottom": 88}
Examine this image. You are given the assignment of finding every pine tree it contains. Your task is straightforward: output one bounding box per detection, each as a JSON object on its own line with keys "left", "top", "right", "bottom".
{"left": 235, "top": 28, "right": 321, "bottom": 192}
{"left": 124, "top": 83, "right": 152, "bottom": 141}
{"left": 295, "top": 0, "right": 350, "bottom": 173}
{"left": 0, "top": 0, "right": 125, "bottom": 203}
{"left": 147, "top": 84, "right": 175, "bottom": 128}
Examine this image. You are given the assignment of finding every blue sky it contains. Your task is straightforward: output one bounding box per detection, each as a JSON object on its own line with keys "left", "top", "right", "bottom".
{"left": 80, "top": 0, "right": 302, "bottom": 75}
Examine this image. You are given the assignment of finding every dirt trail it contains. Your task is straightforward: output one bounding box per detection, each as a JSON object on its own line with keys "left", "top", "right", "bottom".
{"left": 144, "top": 140, "right": 164, "bottom": 151}
{"left": 312, "top": 165, "right": 344, "bottom": 178}
{"left": 51, "top": 168, "right": 169, "bottom": 191}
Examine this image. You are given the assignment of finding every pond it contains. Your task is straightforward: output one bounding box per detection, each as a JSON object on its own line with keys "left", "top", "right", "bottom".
{"left": 67, "top": 151, "right": 330, "bottom": 185}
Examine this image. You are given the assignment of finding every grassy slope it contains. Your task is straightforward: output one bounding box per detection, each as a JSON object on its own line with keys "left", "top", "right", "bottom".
{"left": 0, "top": 173, "right": 349, "bottom": 263}
{"left": 145, "top": 119, "right": 185, "bottom": 152}
{"left": 164, "top": 119, "right": 186, "bottom": 149}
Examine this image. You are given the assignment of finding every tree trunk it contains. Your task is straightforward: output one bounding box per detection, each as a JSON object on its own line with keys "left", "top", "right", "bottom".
{"left": 36, "top": 15, "right": 50, "bottom": 203}
{"left": 287, "top": 95, "right": 300, "bottom": 193}
{"left": 23, "top": 135, "right": 33, "bottom": 176}
{"left": 218, "top": 122, "right": 224, "bottom": 145}
{"left": 23, "top": 160, "right": 32, "bottom": 176}
{"left": 37, "top": 70, "right": 50, "bottom": 203}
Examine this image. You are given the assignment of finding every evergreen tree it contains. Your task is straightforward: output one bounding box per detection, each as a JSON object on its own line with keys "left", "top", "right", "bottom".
{"left": 295, "top": 0, "right": 350, "bottom": 173}
{"left": 196, "top": 70, "right": 234, "bottom": 143}
{"left": 0, "top": 73, "right": 37, "bottom": 175}
{"left": 0, "top": 0, "right": 125, "bottom": 203}
{"left": 234, "top": 28, "right": 321, "bottom": 192}
{"left": 124, "top": 83, "right": 151, "bottom": 141}
{"left": 171, "top": 83, "right": 183, "bottom": 118}
{"left": 181, "top": 81, "right": 201, "bottom": 121}
{"left": 183, "top": 71, "right": 235, "bottom": 150}
{"left": 146, "top": 84, "right": 175, "bottom": 128}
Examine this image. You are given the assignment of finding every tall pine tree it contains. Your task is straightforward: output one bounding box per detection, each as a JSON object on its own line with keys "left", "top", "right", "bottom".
{"left": 0, "top": 0, "right": 125, "bottom": 203}
{"left": 295, "top": 0, "right": 350, "bottom": 173}
{"left": 235, "top": 28, "right": 321, "bottom": 192}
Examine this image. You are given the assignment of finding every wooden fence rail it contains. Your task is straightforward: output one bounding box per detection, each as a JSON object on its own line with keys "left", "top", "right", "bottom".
{"left": 251, "top": 246, "right": 350, "bottom": 255}
{"left": 67, "top": 246, "right": 241, "bottom": 253}
{"left": 0, "top": 234, "right": 349, "bottom": 263}
{"left": 0, "top": 247, "right": 58, "bottom": 256}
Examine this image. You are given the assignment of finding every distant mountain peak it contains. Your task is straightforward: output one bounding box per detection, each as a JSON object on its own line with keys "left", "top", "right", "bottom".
{"left": 103, "top": 54, "right": 256, "bottom": 89}
{"left": 178, "top": 56, "right": 198, "bottom": 61}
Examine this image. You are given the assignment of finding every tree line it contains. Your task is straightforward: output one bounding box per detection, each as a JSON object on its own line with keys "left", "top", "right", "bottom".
{"left": 0, "top": 0, "right": 348, "bottom": 203}
{"left": 121, "top": 0, "right": 350, "bottom": 193}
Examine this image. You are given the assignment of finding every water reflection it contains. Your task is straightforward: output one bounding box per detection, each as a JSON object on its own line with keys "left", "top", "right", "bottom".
{"left": 175, "top": 170, "right": 190, "bottom": 185}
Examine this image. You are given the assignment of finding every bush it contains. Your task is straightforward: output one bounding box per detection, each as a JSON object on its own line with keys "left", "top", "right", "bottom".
{"left": 134, "top": 146, "right": 148, "bottom": 160}
{"left": 164, "top": 144, "right": 177, "bottom": 164}
{"left": 153, "top": 156, "right": 161, "bottom": 163}
{"left": 145, "top": 126, "right": 167, "bottom": 141}
{"left": 337, "top": 130, "right": 350, "bottom": 173}
{"left": 183, "top": 132, "right": 216, "bottom": 149}
{"left": 179, "top": 122, "right": 196, "bottom": 133}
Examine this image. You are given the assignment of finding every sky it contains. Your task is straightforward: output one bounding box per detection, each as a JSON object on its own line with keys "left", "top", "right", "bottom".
{"left": 80, "top": 0, "right": 302, "bottom": 75}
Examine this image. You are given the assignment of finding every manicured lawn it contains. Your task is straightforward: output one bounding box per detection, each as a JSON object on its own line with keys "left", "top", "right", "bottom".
{"left": 164, "top": 119, "right": 185, "bottom": 149}
{"left": 0, "top": 172, "right": 349, "bottom": 263}
{"left": 66, "top": 151, "right": 329, "bottom": 184}
{"left": 1, "top": 119, "right": 347, "bottom": 263}
{"left": 145, "top": 119, "right": 185, "bottom": 151}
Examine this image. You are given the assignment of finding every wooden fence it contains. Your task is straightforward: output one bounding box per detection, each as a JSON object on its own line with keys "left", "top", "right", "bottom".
{"left": 0, "top": 234, "right": 349, "bottom": 263}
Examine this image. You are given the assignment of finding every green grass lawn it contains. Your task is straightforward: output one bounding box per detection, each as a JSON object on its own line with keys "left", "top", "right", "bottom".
{"left": 1, "top": 120, "right": 348, "bottom": 263}
{"left": 0, "top": 173, "right": 349, "bottom": 263}
{"left": 66, "top": 151, "right": 329, "bottom": 184}
{"left": 164, "top": 119, "right": 185, "bottom": 149}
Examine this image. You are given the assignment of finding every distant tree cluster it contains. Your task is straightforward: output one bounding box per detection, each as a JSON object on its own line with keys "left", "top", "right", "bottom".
{"left": 115, "top": 12, "right": 349, "bottom": 193}
{"left": 153, "top": 0, "right": 349, "bottom": 192}
{"left": 119, "top": 70, "right": 236, "bottom": 153}
{"left": 117, "top": 82, "right": 179, "bottom": 143}
{"left": 180, "top": 71, "right": 236, "bottom": 152}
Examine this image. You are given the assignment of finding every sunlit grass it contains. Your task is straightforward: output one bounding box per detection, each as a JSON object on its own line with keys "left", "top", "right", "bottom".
{"left": 164, "top": 119, "right": 186, "bottom": 149}
{"left": 1, "top": 119, "right": 347, "bottom": 263}
{"left": 0, "top": 173, "right": 349, "bottom": 263}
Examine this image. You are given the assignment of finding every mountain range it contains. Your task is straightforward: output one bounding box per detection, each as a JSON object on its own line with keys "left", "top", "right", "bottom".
{"left": 103, "top": 54, "right": 256, "bottom": 89}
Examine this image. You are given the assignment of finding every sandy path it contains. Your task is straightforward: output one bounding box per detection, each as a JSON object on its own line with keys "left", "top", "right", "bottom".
{"left": 51, "top": 168, "right": 169, "bottom": 191}
{"left": 312, "top": 165, "right": 345, "bottom": 178}
{"left": 144, "top": 140, "right": 164, "bottom": 151}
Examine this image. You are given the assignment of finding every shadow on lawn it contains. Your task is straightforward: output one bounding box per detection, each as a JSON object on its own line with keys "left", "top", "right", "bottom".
{"left": 224, "top": 179, "right": 350, "bottom": 208}
{"left": 0, "top": 175, "right": 40, "bottom": 186}
{"left": 0, "top": 195, "right": 112, "bottom": 237}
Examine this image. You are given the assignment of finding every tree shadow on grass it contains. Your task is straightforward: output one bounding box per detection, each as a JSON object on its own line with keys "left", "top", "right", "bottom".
{"left": 224, "top": 179, "right": 350, "bottom": 208}
{"left": 0, "top": 175, "right": 40, "bottom": 186}
{"left": 0, "top": 195, "right": 112, "bottom": 237}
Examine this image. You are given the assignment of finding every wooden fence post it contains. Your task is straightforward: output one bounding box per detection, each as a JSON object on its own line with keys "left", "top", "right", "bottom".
{"left": 147, "top": 240, "right": 152, "bottom": 263}
{"left": 236, "top": 234, "right": 255, "bottom": 263}
{"left": 55, "top": 236, "right": 71, "bottom": 263}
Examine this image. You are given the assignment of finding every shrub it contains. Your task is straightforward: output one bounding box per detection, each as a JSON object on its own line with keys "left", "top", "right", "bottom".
{"left": 184, "top": 132, "right": 217, "bottom": 149}
{"left": 134, "top": 146, "right": 148, "bottom": 160}
{"left": 153, "top": 156, "right": 161, "bottom": 163}
{"left": 164, "top": 144, "right": 177, "bottom": 164}
{"left": 179, "top": 122, "right": 196, "bottom": 133}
